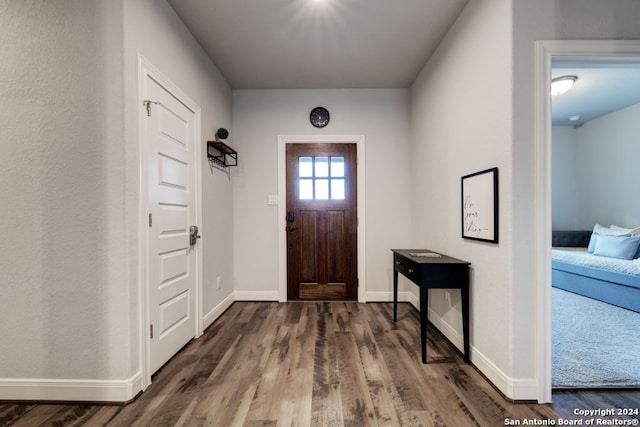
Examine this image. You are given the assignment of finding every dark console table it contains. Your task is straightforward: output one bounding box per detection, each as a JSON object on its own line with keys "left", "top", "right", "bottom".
{"left": 392, "top": 249, "right": 471, "bottom": 364}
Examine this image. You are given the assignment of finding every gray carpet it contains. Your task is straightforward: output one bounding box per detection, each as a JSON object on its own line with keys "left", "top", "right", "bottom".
{"left": 553, "top": 287, "right": 640, "bottom": 388}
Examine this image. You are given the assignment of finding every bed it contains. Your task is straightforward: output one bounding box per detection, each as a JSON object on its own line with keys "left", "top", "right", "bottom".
{"left": 552, "top": 229, "right": 640, "bottom": 313}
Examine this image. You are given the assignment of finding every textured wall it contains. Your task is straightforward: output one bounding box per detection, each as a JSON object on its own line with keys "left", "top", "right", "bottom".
{"left": 410, "top": 0, "right": 513, "bottom": 393}
{"left": 0, "top": 0, "right": 129, "bottom": 379}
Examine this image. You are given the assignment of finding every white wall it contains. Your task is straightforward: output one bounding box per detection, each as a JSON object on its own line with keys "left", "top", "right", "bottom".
{"left": 553, "top": 104, "right": 640, "bottom": 230}
{"left": 0, "top": 0, "right": 233, "bottom": 402}
{"left": 552, "top": 126, "right": 581, "bottom": 229}
{"left": 410, "top": 0, "right": 515, "bottom": 395}
{"left": 576, "top": 103, "right": 640, "bottom": 228}
{"left": 231, "top": 89, "right": 412, "bottom": 301}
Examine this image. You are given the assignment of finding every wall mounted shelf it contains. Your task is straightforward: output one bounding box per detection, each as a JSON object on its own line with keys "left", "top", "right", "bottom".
{"left": 207, "top": 141, "right": 237, "bottom": 168}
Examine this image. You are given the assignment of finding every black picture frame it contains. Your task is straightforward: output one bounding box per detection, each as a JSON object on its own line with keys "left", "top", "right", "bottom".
{"left": 461, "top": 167, "right": 499, "bottom": 243}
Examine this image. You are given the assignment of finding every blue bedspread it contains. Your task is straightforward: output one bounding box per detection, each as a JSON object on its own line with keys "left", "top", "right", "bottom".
{"left": 552, "top": 253, "right": 640, "bottom": 313}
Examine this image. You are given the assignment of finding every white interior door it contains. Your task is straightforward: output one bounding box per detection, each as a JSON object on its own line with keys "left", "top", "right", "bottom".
{"left": 144, "top": 72, "right": 198, "bottom": 374}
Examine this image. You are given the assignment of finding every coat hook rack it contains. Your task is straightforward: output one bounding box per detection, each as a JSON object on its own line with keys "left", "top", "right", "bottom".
{"left": 207, "top": 140, "right": 237, "bottom": 169}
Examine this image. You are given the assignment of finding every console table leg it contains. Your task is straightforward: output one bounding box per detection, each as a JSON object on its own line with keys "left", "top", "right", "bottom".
{"left": 461, "top": 282, "right": 470, "bottom": 363}
{"left": 393, "top": 269, "right": 398, "bottom": 322}
{"left": 420, "top": 285, "right": 428, "bottom": 363}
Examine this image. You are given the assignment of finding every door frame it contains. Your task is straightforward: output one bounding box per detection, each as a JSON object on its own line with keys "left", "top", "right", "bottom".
{"left": 277, "top": 135, "right": 366, "bottom": 303}
{"left": 534, "top": 40, "right": 640, "bottom": 403}
{"left": 138, "top": 55, "right": 203, "bottom": 390}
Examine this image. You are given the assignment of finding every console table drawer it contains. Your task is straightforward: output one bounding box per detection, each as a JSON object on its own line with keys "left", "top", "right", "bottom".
{"left": 394, "top": 253, "right": 421, "bottom": 283}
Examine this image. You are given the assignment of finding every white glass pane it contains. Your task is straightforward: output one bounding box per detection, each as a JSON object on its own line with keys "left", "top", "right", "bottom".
{"left": 331, "top": 157, "right": 345, "bottom": 177}
{"left": 315, "top": 179, "right": 329, "bottom": 199}
{"left": 299, "top": 157, "right": 313, "bottom": 177}
{"left": 299, "top": 179, "right": 313, "bottom": 200}
{"left": 331, "top": 179, "right": 345, "bottom": 200}
{"left": 315, "top": 156, "right": 329, "bottom": 177}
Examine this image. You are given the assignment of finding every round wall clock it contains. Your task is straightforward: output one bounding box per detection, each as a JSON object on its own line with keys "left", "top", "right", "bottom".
{"left": 310, "top": 106, "right": 330, "bottom": 128}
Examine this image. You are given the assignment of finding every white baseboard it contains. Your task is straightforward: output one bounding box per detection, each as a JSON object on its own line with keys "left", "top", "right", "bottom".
{"left": 234, "top": 290, "right": 279, "bottom": 301}
{"left": 412, "top": 299, "right": 539, "bottom": 401}
{"left": 203, "top": 292, "right": 235, "bottom": 330}
{"left": 406, "top": 291, "right": 419, "bottom": 307}
{"left": 364, "top": 291, "right": 414, "bottom": 302}
{"left": 508, "top": 378, "right": 539, "bottom": 401}
{"left": 469, "top": 346, "right": 538, "bottom": 401}
{"left": 0, "top": 372, "right": 143, "bottom": 402}
{"left": 427, "top": 307, "right": 464, "bottom": 352}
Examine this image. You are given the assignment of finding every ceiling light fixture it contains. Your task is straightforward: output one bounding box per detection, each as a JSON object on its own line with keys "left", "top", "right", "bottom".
{"left": 551, "top": 75, "right": 577, "bottom": 97}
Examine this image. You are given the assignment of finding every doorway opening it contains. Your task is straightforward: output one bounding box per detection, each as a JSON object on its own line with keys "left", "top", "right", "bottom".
{"left": 535, "top": 40, "right": 640, "bottom": 402}
{"left": 550, "top": 62, "right": 640, "bottom": 390}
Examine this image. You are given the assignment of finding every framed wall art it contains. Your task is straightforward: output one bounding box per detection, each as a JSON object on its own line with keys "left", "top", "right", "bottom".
{"left": 461, "top": 167, "right": 498, "bottom": 243}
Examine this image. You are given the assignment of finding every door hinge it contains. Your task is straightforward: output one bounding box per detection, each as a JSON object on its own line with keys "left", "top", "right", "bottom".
{"left": 149, "top": 213, "right": 152, "bottom": 227}
{"left": 143, "top": 100, "right": 158, "bottom": 117}
{"left": 150, "top": 324, "right": 154, "bottom": 339}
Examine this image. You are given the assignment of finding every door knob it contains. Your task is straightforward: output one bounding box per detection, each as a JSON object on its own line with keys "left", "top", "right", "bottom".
{"left": 189, "top": 225, "right": 201, "bottom": 245}
{"left": 287, "top": 226, "right": 298, "bottom": 232}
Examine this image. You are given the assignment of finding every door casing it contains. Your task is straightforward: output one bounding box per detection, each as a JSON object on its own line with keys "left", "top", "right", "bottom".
{"left": 278, "top": 135, "right": 366, "bottom": 303}
{"left": 138, "top": 55, "right": 203, "bottom": 391}
{"left": 534, "top": 40, "right": 640, "bottom": 403}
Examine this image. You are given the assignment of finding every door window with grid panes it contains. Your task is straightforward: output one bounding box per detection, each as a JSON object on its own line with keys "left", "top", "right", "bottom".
{"left": 298, "top": 156, "right": 345, "bottom": 200}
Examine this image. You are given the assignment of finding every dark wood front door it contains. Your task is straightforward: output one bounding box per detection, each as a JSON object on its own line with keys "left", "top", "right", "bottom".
{"left": 286, "top": 143, "right": 358, "bottom": 300}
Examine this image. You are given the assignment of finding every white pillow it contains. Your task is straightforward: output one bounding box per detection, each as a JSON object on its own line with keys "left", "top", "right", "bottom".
{"left": 592, "top": 224, "right": 632, "bottom": 236}
{"left": 588, "top": 224, "right": 631, "bottom": 253}
{"left": 610, "top": 224, "right": 640, "bottom": 235}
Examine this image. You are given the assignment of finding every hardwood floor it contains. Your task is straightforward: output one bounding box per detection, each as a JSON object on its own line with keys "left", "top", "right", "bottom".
{"left": 1, "top": 302, "right": 639, "bottom": 426}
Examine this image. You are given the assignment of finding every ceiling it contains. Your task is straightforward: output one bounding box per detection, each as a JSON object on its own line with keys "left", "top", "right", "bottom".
{"left": 167, "top": 1, "right": 640, "bottom": 123}
{"left": 168, "top": 0, "right": 469, "bottom": 89}
{"left": 552, "top": 66, "right": 640, "bottom": 127}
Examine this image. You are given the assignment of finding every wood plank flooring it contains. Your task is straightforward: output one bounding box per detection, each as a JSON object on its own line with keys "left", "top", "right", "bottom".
{"left": 1, "top": 302, "right": 639, "bottom": 426}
